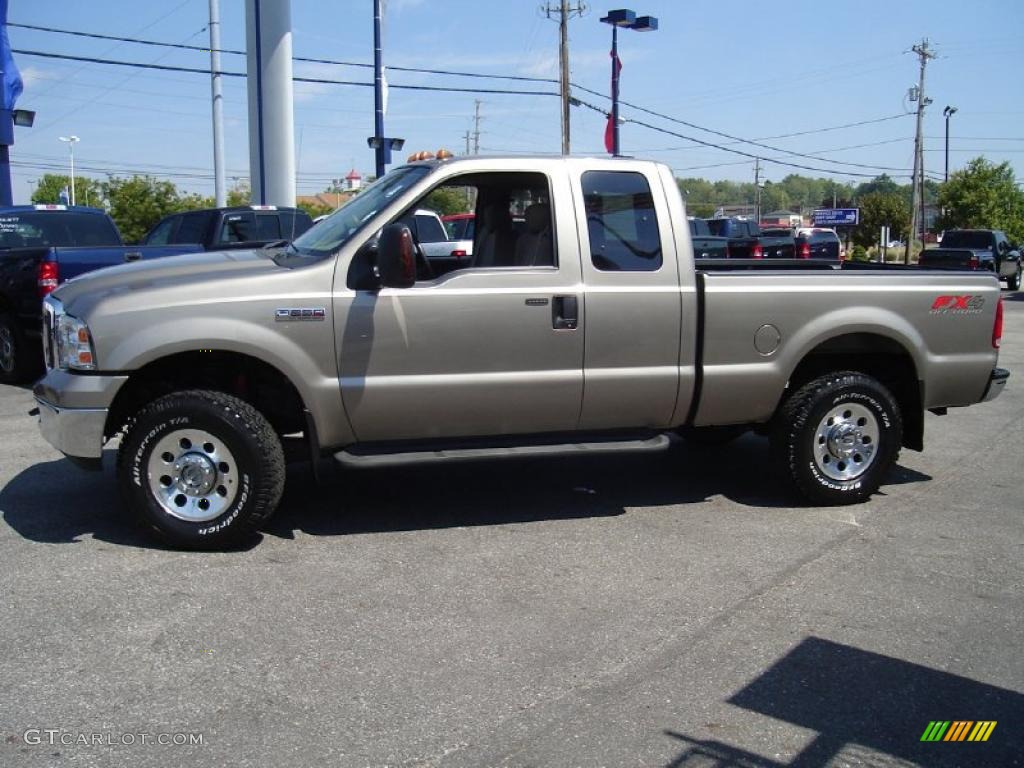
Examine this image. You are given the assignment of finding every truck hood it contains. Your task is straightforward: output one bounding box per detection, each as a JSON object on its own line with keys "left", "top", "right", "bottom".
{"left": 53, "top": 248, "right": 281, "bottom": 314}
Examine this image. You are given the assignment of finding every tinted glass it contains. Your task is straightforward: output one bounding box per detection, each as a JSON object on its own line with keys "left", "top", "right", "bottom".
{"left": 256, "top": 214, "right": 281, "bottom": 240}
{"left": 0, "top": 212, "right": 121, "bottom": 248}
{"left": 707, "top": 219, "right": 737, "bottom": 237}
{"left": 172, "top": 213, "right": 209, "bottom": 244}
{"left": 219, "top": 212, "right": 256, "bottom": 243}
{"left": 414, "top": 214, "right": 447, "bottom": 243}
{"left": 145, "top": 217, "right": 176, "bottom": 246}
{"left": 279, "top": 212, "right": 312, "bottom": 240}
{"left": 582, "top": 171, "right": 662, "bottom": 272}
{"left": 941, "top": 231, "right": 992, "bottom": 249}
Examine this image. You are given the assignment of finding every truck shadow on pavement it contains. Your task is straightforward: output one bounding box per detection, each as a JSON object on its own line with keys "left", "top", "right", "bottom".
{"left": 663, "top": 636, "right": 1023, "bottom": 767}
{"left": 0, "top": 435, "right": 932, "bottom": 548}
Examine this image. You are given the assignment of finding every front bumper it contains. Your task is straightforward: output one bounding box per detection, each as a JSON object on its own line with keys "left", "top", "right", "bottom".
{"left": 35, "top": 397, "right": 108, "bottom": 460}
{"left": 33, "top": 370, "right": 128, "bottom": 461}
{"left": 982, "top": 367, "right": 1009, "bottom": 402}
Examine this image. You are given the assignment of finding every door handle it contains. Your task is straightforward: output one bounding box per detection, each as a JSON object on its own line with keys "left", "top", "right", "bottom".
{"left": 124, "top": 251, "right": 142, "bottom": 262}
{"left": 552, "top": 295, "right": 578, "bottom": 330}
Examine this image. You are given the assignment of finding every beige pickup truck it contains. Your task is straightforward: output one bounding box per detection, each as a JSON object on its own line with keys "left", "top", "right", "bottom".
{"left": 33, "top": 156, "right": 1009, "bottom": 548}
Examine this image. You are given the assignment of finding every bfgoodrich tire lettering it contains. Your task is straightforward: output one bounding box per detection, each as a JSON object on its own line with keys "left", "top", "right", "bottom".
{"left": 771, "top": 371, "right": 902, "bottom": 505}
{"left": 117, "top": 389, "right": 285, "bottom": 549}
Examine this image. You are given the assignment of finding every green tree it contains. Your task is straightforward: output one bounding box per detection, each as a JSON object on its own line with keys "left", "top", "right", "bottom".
{"left": 296, "top": 199, "right": 333, "bottom": 219}
{"left": 422, "top": 187, "right": 472, "bottom": 216}
{"left": 227, "top": 180, "right": 250, "bottom": 207}
{"left": 30, "top": 174, "right": 104, "bottom": 207}
{"left": 937, "top": 157, "right": 1024, "bottom": 242}
{"left": 102, "top": 175, "right": 184, "bottom": 243}
{"left": 855, "top": 174, "right": 901, "bottom": 199}
{"left": 853, "top": 192, "right": 909, "bottom": 248}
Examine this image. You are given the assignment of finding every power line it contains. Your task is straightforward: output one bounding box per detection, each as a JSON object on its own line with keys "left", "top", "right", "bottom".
{"left": 571, "top": 95, "right": 909, "bottom": 178}
{"left": 572, "top": 82, "right": 916, "bottom": 173}
{"left": 12, "top": 49, "right": 560, "bottom": 97}
{"left": 9, "top": 21, "right": 560, "bottom": 84}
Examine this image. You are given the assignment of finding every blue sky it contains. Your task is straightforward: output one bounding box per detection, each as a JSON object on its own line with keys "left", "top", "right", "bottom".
{"left": 7, "top": 0, "right": 1023, "bottom": 204}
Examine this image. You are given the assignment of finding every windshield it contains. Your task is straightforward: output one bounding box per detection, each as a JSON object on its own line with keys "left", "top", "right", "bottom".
{"left": 941, "top": 231, "right": 993, "bottom": 249}
{"left": 288, "top": 166, "right": 432, "bottom": 258}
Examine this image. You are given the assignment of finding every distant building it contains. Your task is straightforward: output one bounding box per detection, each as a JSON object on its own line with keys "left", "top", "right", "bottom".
{"left": 296, "top": 191, "right": 355, "bottom": 211}
{"left": 760, "top": 210, "right": 802, "bottom": 228}
{"left": 712, "top": 204, "right": 757, "bottom": 219}
{"left": 345, "top": 168, "right": 363, "bottom": 191}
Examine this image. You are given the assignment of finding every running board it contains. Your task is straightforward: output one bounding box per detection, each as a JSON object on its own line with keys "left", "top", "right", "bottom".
{"left": 334, "top": 433, "right": 671, "bottom": 468}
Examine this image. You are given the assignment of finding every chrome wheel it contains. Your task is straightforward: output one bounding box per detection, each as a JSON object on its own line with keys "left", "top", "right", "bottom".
{"left": 146, "top": 428, "right": 239, "bottom": 522}
{"left": 813, "top": 402, "right": 879, "bottom": 482}
{"left": 0, "top": 324, "right": 14, "bottom": 374}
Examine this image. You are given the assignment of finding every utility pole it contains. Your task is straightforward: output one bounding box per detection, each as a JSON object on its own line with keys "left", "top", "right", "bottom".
{"left": 754, "top": 157, "right": 761, "bottom": 223}
{"left": 543, "top": 1, "right": 586, "bottom": 155}
{"left": 209, "top": 0, "right": 226, "bottom": 207}
{"left": 463, "top": 130, "right": 471, "bottom": 156}
{"left": 905, "top": 38, "right": 935, "bottom": 264}
{"left": 473, "top": 100, "right": 482, "bottom": 155}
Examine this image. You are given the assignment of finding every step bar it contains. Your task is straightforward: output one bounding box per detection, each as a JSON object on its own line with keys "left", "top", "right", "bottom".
{"left": 334, "top": 433, "right": 671, "bottom": 468}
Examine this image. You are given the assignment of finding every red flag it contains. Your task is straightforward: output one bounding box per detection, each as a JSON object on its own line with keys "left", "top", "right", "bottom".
{"left": 604, "top": 113, "right": 615, "bottom": 154}
{"left": 611, "top": 50, "right": 622, "bottom": 79}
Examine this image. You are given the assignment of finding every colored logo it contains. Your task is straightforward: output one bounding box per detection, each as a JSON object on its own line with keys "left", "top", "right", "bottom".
{"left": 920, "top": 721, "right": 997, "bottom": 742}
{"left": 930, "top": 295, "right": 985, "bottom": 314}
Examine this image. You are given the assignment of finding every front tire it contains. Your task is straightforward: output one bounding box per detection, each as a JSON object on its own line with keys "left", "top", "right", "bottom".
{"left": 117, "top": 389, "right": 285, "bottom": 549}
{"left": 771, "top": 371, "right": 902, "bottom": 505}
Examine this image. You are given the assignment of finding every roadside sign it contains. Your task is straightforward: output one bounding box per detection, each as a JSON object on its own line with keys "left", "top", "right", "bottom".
{"left": 813, "top": 208, "right": 859, "bottom": 226}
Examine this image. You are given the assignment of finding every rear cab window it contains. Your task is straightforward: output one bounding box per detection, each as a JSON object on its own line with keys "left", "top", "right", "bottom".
{"left": 0, "top": 212, "right": 121, "bottom": 248}
{"left": 582, "top": 170, "right": 663, "bottom": 272}
{"left": 218, "top": 212, "right": 257, "bottom": 243}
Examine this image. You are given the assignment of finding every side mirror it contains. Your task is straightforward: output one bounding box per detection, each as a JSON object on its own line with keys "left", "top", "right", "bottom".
{"left": 377, "top": 224, "right": 416, "bottom": 288}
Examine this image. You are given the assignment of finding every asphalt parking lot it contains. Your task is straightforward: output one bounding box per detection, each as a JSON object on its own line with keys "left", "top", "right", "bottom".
{"left": 1, "top": 296, "right": 1022, "bottom": 768}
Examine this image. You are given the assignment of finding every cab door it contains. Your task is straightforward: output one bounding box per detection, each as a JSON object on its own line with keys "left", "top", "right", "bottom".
{"left": 335, "top": 167, "right": 585, "bottom": 443}
{"left": 572, "top": 163, "right": 687, "bottom": 430}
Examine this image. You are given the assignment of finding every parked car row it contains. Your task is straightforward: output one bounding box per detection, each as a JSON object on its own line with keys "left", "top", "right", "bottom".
{"left": 919, "top": 229, "right": 1022, "bottom": 290}
{"left": 0, "top": 204, "right": 312, "bottom": 383}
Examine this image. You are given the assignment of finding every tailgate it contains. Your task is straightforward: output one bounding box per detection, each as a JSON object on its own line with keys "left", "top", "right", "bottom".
{"left": 918, "top": 248, "right": 978, "bottom": 268}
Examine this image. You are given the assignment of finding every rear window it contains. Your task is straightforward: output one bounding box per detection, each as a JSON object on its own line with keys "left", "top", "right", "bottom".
{"left": 219, "top": 213, "right": 256, "bottom": 243}
{"left": 582, "top": 170, "right": 662, "bottom": 272}
{"left": 812, "top": 231, "right": 839, "bottom": 243}
{"left": 761, "top": 228, "right": 791, "bottom": 238}
{"left": 172, "top": 212, "right": 211, "bottom": 244}
{"left": 0, "top": 212, "right": 120, "bottom": 248}
{"left": 707, "top": 219, "right": 746, "bottom": 237}
{"left": 941, "top": 231, "right": 992, "bottom": 249}
{"left": 255, "top": 214, "right": 281, "bottom": 241}
{"left": 413, "top": 214, "right": 448, "bottom": 244}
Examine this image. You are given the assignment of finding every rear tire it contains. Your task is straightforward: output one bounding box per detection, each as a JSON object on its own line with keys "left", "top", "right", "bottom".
{"left": 0, "top": 312, "right": 35, "bottom": 385}
{"left": 770, "top": 371, "right": 902, "bottom": 505}
{"left": 1008, "top": 264, "right": 1022, "bottom": 291}
{"left": 117, "top": 389, "right": 285, "bottom": 550}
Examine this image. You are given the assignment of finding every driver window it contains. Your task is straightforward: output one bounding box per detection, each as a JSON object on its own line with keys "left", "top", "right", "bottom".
{"left": 347, "top": 171, "right": 555, "bottom": 289}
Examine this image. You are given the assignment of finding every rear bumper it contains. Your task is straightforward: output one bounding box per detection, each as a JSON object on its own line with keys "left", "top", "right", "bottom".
{"left": 982, "top": 367, "right": 1010, "bottom": 403}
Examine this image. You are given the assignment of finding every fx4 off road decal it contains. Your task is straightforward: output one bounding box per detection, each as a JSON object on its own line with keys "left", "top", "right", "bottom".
{"left": 930, "top": 295, "right": 985, "bottom": 314}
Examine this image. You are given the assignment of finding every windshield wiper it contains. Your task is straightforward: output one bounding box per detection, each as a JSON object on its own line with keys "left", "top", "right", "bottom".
{"left": 261, "top": 239, "right": 290, "bottom": 249}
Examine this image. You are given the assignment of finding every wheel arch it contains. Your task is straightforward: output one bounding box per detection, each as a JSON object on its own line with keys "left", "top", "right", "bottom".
{"left": 106, "top": 350, "right": 310, "bottom": 444}
{"left": 783, "top": 331, "right": 924, "bottom": 451}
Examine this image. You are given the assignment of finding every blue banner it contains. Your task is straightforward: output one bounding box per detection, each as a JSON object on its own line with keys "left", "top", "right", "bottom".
{"left": 812, "top": 208, "right": 859, "bottom": 227}
{"left": 1, "top": 0, "right": 22, "bottom": 111}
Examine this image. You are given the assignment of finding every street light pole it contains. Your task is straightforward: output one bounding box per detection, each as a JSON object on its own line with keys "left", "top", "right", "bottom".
{"left": 58, "top": 135, "right": 79, "bottom": 206}
{"left": 600, "top": 9, "right": 658, "bottom": 157}
{"left": 943, "top": 105, "right": 957, "bottom": 181}
{"left": 373, "top": 0, "right": 385, "bottom": 178}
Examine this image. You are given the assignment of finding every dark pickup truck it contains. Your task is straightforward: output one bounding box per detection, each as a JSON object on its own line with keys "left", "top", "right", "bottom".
{"left": 142, "top": 205, "right": 313, "bottom": 250}
{"left": 707, "top": 217, "right": 795, "bottom": 259}
{"left": 919, "top": 229, "right": 1021, "bottom": 290}
{"left": 0, "top": 205, "right": 199, "bottom": 383}
{"left": 688, "top": 217, "right": 730, "bottom": 259}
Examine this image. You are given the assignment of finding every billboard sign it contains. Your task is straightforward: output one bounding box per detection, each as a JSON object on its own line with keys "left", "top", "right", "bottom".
{"left": 813, "top": 208, "right": 860, "bottom": 227}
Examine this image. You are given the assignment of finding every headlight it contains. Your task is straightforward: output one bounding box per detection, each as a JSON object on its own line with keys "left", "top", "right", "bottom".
{"left": 55, "top": 314, "right": 97, "bottom": 371}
